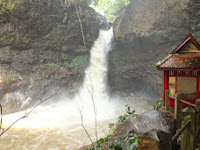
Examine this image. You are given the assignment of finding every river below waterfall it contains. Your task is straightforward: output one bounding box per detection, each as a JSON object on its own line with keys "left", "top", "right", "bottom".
{"left": 1, "top": 96, "right": 152, "bottom": 150}
{"left": 0, "top": 28, "right": 152, "bottom": 149}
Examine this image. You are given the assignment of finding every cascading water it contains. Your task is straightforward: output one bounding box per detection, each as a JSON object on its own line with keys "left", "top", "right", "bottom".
{"left": 73, "top": 28, "right": 113, "bottom": 126}
{"left": 80, "top": 27, "right": 113, "bottom": 101}
{"left": 0, "top": 28, "right": 151, "bottom": 150}
{"left": 0, "top": 28, "right": 120, "bottom": 149}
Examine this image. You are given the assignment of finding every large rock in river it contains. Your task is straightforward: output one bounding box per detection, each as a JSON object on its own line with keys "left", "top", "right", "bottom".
{"left": 105, "top": 110, "right": 175, "bottom": 149}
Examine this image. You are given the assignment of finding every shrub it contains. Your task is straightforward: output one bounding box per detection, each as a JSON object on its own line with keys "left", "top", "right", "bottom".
{"left": 153, "top": 98, "right": 162, "bottom": 110}
{"left": 87, "top": 105, "right": 138, "bottom": 150}
{"left": 65, "top": 55, "right": 89, "bottom": 69}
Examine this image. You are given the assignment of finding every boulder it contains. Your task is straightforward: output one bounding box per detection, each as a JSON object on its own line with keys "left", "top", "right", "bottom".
{"left": 105, "top": 110, "right": 175, "bottom": 149}
{"left": 138, "top": 129, "right": 172, "bottom": 150}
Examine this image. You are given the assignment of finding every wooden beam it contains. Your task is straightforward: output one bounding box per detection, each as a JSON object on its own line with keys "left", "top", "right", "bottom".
{"left": 172, "top": 121, "right": 190, "bottom": 142}
{"left": 196, "top": 99, "right": 200, "bottom": 135}
{"left": 175, "top": 93, "right": 182, "bottom": 129}
{"left": 165, "top": 90, "right": 170, "bottom": 111}
{"left": 181, "top": 107, "right": 196, "bottom": 150}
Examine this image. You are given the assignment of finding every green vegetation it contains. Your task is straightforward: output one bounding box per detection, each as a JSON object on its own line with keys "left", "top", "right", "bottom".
{"left": 187, "top": 0, "right": 200, "bottom": 41}
{"left": 0, "top": 0, "right": 131, "bottom": 23}
{"left": 182, "top": 115, "right": 191, "bottom": 124}
{"left": 194, "top": 31, "right": 200, "bottom": 42}
{"left": 152, "top": 30, "right": 170, "bottom": 36}
{"left": 171, "top": 44, "right": 178, "bottom": 50}
{"left": 28, "top": 0, "right": 43, "bottom": 5}
{"left": 112, "top": 55, "right": 126, "bottom": 65}
{"left": 189, "top": 0, "right": 200, "bottom": 30}
{"left": 87, "top": 105, "right": 138, "bottom": 150}
{"left": 0, "top": 0, "right": 15, "bottom": 23}
{"left": 116, "top": 105, "right": 138, "bottom": 125}
{"left": 93, "top": 0, "right": 130, "bottom": 21}
{"left": 86, "top": 136, "right": 112, "bottom": 150}
{"left": 61, "top": 52, "right": 68, "bottom": 60}
{"left": 170, "top": 40, "right": 182, "bottom": 50}
{"left": 42, "top": 24, "right": 64, "bottom": 39}
{"left": 63, "top": 0, "right": 93, "bottom": 6}
{"left": 170, "top": 42, "right": 179, "bottom": 50}
{"left": 47, "top": 61, "right": 59, "bottom": 67}
{"left": 123, "top": 133, "right": 138, "bottom": 150}
{"left": 64, "top": 55, "right": 89, "bottom": 69}
{"left": 149, "top": 30, "right": 172, "bottom": 39}
{"left": 153, "top": 98, "right": 162, "bottom": 110}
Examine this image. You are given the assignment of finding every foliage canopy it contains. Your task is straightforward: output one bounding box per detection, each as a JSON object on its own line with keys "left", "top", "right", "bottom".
{"left": 93, "top": 0, "right": 130, "bottom": 21}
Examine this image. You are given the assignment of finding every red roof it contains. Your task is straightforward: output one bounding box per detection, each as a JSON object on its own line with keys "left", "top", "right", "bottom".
{"left": 158, "top": 53, "right": 200, "bottom": 69}
{"left": 157, "top": 33, "right": 200, "bottom": 71}
{"left": 171, "top": 33, "right": 200, "bottom": 54}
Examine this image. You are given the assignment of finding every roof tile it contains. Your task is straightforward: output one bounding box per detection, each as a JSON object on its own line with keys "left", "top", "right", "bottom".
{"left": 159, "top": 52, "right": 200, "bottom": 69}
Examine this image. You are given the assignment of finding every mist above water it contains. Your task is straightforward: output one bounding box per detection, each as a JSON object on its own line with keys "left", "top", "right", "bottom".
{"left": 1, "top": 28, "right": 151, "bottom": 149}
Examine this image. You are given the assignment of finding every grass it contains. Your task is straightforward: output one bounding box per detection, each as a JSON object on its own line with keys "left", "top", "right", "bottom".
{"left": 47, "top": 61, "right": 59, "bottom": 67}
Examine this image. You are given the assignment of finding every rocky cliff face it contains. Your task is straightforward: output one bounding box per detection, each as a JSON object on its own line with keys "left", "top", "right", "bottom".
{"left": 110, "top": 0, "right": 199, "bottom": 99}
{"left": 0, "top": 0, "right": 109, "bottom": 113}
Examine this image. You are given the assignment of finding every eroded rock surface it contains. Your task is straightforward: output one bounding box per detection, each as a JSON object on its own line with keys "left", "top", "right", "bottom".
{"left": 138, "top": 129, "right": 172, "bottom": 150}
{"left": 0, "top": 0, "right": 109, "bottom": 113}
{"left": 110, "top": 0, "right": 200, "bottom": 99}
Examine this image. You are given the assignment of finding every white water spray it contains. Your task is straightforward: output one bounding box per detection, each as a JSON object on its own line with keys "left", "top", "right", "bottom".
{"left": 1, "top": 28, "right": 151, "bottom": 150}
{"left": 3, "top": 28, "right": 115, "bottom": 127}
{"left": 72, "top": 28, "right": 113, "bottom": 124}
{"left": 1, "top": 28, "right": 118, "bottom": 149}
{"left": 81, "top": 28, "right": 113, "bottom": 101}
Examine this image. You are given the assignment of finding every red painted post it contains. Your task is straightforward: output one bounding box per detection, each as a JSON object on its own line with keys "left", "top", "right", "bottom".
{"left": 196, "top": 72, "right": 199, "bottom": 99}
{"left": 163, "top": 71, "right": 169, "bottom": 104}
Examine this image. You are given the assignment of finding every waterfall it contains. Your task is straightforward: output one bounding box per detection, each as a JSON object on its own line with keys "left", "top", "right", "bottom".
{"left": 0, "top": 28, "right": 151, "bottom": 150}
{"left": 72, "top": 28, "right": 113, "bottom": 127}
{"left": 77, "top": 28, "right": 113, "bottom": 103}
{"left": 2, "top": 28, "right": 116, "bottom": 129}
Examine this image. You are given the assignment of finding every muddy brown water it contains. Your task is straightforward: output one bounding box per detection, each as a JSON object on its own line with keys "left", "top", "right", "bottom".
{"left": 0, "top": 97, "right": 152, "bottom": 150}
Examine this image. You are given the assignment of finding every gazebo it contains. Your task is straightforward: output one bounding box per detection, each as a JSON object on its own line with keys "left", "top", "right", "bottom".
{"left": 156, "top": 33, "right": 200, "bottom": 108}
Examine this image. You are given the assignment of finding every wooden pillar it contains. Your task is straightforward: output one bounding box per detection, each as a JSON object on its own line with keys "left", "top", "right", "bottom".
{"left": 196, "top": 73, "right": 199, "bottom": 99}
{"left": 181, "top": 107, "right": 196, "bottom": 150}
{"left": 174, "top": 93, "right": 182, "bottom": 129}
{"left": 163, "top": 71, "right": 169, "bottom": 104}
{"left": 165, "top": 90, "right": 170, "bottom": 112}
{"left": 196, "top": 99, "right": 200, "bottom": 135}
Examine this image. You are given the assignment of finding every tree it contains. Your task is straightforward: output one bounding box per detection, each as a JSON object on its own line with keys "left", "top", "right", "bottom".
{"left": 94, "top": 0, "right": 131, "bottom": 21}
